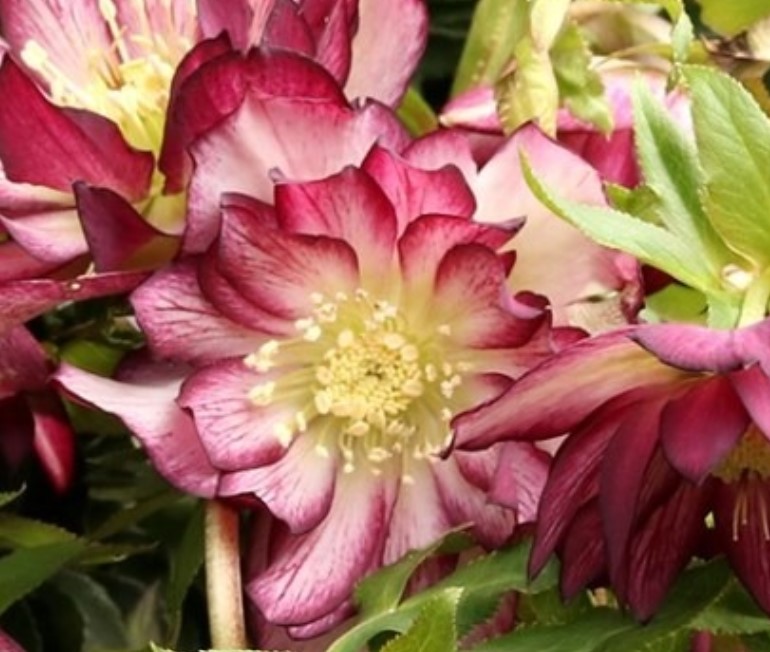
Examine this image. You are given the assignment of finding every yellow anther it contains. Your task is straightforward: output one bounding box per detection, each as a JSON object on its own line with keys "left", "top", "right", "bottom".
{"left": 248, "top": 382, "right": 275, "bottom": 406}
{"left": 274, "top": 423, "right": 294, "bottom": 448}
{"left": 347, "top": 421, "right": 370, "bottom": 437}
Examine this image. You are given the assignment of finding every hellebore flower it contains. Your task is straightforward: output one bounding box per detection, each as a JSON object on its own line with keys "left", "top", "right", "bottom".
{"left": 0, "top": 326, "right": 74, "bottom": 492}
{"left": 56, "top": 146, "right": 555, "bottom": 633}
{"left": 456, "top": 319, "right": 770, "bottom": 620}
{"left": 0, "top": 0, "right": 427, "bottom": 278}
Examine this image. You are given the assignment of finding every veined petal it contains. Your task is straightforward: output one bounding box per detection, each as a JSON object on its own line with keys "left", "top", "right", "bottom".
{"left": 0, "top": 208, "right": 86, "bottom": 263}
{"left": 731, "top": 365, "right": 770, "bottom": 439}
{"left": 660, "top": 377, "right": 748, "bottom": 483}
{"left": 0, "top": 58, "right": 153, "bottom": 198}
{"left": 297, "top": 0, "right": 351, "bottom": 83}
{"left": 0, "top": 270, "right": 147, "bottom": 336}
{"left": 714, "top": 479, "right": 770, "bottom": 614}
{"left": 489, "top": 442, "right": 551, "bottom": 525}
{"left": 179, "top": 360, "right": 298, "bottom": 472}
{"left": 0, "top": 326, "right": 49, "bottom": 394}
{"left": 632, "top": 324, "right": 743, "bottom": 373}
{"left": 0, "top": 240, "right": 63, "bottom": 282}
{"left": 559, "top": 502, "right": 606, "bottom": 599}
{"left": 220, "top": 433, "right": 338, "bottom": 533}
{"left": 454, "top": 331, "right": 681, "bottom": 450}
{"left": 131, "top": 260, "right": 264, "bottom": 364}
{"left": 247, "top": 471, "right": 395, "bottom": 625}
{"left": 344, "top": 0, "right": 427, "bottom": 105}
{"left": 218, "top": 206, "right": 360, "bottom": 320}
{"left": 275, "top": 166, "right": 397, "bottom": 284}
{"left": 363, "top": 146, "right": 476, "bottom": 234}
{"left": 74, "top": 183, "right": 178, "bottom": 272}
{"left": 197, "top": 0, "right": 265, "bottom": 49}
{"left": 54, "top": 364, "right": 220, "bottom": 497}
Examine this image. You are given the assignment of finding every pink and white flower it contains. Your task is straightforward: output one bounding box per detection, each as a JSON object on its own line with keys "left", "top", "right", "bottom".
{"left": 56, "top": 145, "right": 555, "bottom": 633}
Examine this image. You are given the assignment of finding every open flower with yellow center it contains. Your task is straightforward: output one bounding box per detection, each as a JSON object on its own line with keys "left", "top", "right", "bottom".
{"left": 0, "top": 0, "right": 427, "bottom": 281}
{"left": 55, "top": 145, "right": 554, "bottom": 633}
{"left": 456, "top": 319, "right": 770, "bottom": 620}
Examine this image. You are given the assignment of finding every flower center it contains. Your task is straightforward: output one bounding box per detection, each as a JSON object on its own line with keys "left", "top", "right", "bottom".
{"left": 713, "top": 428, "right": 770, "bottom": 483}
{"left": 20, "top": 0, "right": 196, "bottom": 153}
{"left": 244, "top": 290, "right": 473, "bottom": 479}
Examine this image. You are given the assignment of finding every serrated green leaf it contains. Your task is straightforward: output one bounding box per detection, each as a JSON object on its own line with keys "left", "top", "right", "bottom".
{"left": 0, "top": 540, "right": 85, "bottom": 615}
{"left": 54, "top": 571, "right": 129, "bottom": 651}
{"left": 89, "top": 490, "right": 183, "bottom": 540}
{"left": 551, "top": 23, "right": 613, "bottom": 133}
{"left": 671, "top": 11, "right": 694, "bottom": 63}
{"left": 380, "top": 589, "right": 462, "bottom": 652}
{"left": 521, "top": 152, "right": 720, "bottom": 293}
{"left": 356, "top": 529, "right": 471, "bottom": 617}
{"left": 697, "top": 0, "right": 770, "bottom": 36}
{"left": 692, "top": 579, "right": 770, "bottom": 635}
{"left": 684, "top": 65, "right": 770, "bottom": 268}
{"left": 595, "top": 0, "right": 683, "bottom": 20}
{"left": 451, "top": 0, "right": 528, "bottom": 95}
{"left": 632, "top": 77, "right": 735, "bottom": 272}
{"left": 0, "top": 513, "right": 77, "bottom": 548}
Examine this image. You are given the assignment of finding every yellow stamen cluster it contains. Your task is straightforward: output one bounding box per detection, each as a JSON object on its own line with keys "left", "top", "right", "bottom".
{"left": 244, "top": 289, "right": 473, "bottom": 479}
{"left": 20, "top": 0, "right": 196, "bottom": 153}
{"left": 713, "top": 428, "right": 770, "bottom": 484}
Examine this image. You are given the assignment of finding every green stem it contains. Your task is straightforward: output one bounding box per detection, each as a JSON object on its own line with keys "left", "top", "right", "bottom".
{"left": 205, "top": 500, "right": 247, "bottom": 649}
{"left": 738, "top": 268, "right": 770, "bottom": 327}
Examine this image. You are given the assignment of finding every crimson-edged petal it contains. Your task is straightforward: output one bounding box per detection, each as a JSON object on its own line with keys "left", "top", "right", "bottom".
{"left": 247, "top": 471, "right": 395, "bottom": 625}
{"left": 559, "top": 502, "right": 606, "bottom": 599}
{"left": 363, "top": 145, "right": 476, "bottom": 233}
{"left": 660, "top": 377, "right": 748, "bottom": 483}
{"left": 54, "top": 364, "right": 220, "bottom": 497}
{"left": 275, "top": 166, "right": 397, "bottom": 285}
{"left": 220, "top": 433, "right": 338, "bottom": 534}
{"left": 131, "top": 260, "right": 264, "bottom": 364}
{"left": 731, "top": 365, "right": 770, "bottom": 439}
{"left": 26, "top": 391, "right": 75, "bottom": 493}
{"left": 488, "top": 442, "right": 551, "bottom": 524}
{"left": 217, "top": 205, "right": 360, "bottom": 320}
{"left": 178, "top": 360, "right": 295, "bottom": 473}
{"left": 344, "top": 0, "right": 427, "bottom": 105}
{"left": 0, "top": 58, "right": 153, "bottom": 198}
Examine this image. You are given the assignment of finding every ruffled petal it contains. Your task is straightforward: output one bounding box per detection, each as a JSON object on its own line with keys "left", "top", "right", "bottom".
{"left": 660, "top": 377, "right": 748, "bottom": 483}
{"left": 54, "top": 364, "right": 220, "bottom": 497}
{"left": 131, "top": 260, "right": 263, "bottom": 364}
{"left": 632, "top": 324, "right": 742, "bottom": 373}
{"left": 220, "top": 432, "right": 338, "bottom": 534}
{"left": 247, "top": 471, "right": 395, "bottom": 625}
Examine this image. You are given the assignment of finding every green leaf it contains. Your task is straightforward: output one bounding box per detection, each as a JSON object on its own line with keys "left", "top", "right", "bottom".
{"left": 126, "top": 583, "right": 164, "bottom": 649}
{"left": 397, "top": 87, "right": 439, "bottom": 136}
{"left": 697, "top": 0, "right": 770, "bottom": 36}
{"left": 451, "top": 0, "right": 528, "bottom": 95}
{"left": 89, "top": 490, "right": 183, "bottom": 540}
{"left": 54, "top": 571, "right": 129, "bottom": 651}
{"left": 684, "top": 65, "right": 770, "bottom": 268}
{"left": 356, "top": 529, "right": 472, "bottom": 617}
{"left": 380, "top": 589, "right": 462, "bottom": 652}
{"left": 0, "top": 540, "right": 85, "bottom": 615}
{"left": 521, "top": 152, "right": 720, "bottom": 293}
{"left": 642, "top": 284, "right": 708, "bottom": 324}
{"left": 632, "top": 77, "right": 734, "bottom": 272}
{"left": 0, "top": 487, "right": 24, "bottom": 508}
{"left": 693, "top": 579, "right": 770, "bottom": 635}
{"left": 0, "top": 513, "right": 77, "bottom": 548}
{"left": 58, "top": 339, "right": 124, "bottom": 376}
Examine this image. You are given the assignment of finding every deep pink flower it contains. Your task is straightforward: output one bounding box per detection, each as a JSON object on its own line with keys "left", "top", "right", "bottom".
{"left": 0, "top": 0, "right": 427, "bottom": 278}
{"left": 56, "top": 145, "right": 555, "bottom": 633}
{"left": 0, "top": 326, "right": 74, "bottom": 492}
{"left": 0, "top": 629, "right": 25, "bottom": 652}
{"left": 456, "top": 319, "right": 770, "bottom": 620}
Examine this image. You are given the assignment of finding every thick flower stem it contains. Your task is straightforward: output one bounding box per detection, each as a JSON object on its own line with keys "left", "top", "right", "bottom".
{"left": 205, "top": 500, "right": 248, "bottom": 649}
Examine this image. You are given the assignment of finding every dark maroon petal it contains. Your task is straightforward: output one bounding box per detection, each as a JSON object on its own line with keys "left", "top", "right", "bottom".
{"left": 731, "top": 365, "right": 770, "bottom": 439}
{"left": 559, "top": 502, "right": 606, "bottom": 599}
{"left": 632, "top": 324, "right": 742, "bottom": 373}
{"left": 218, "top": 206, "right": 360, "bottom": 320}
{"left": 660, "top": 377, "right": 749, "bottom": 483}
{"left": 0, "top": 58, "right": 153, "bottom": 198}
{"left": 275, "top": 166, "right": 397, "bottom": 284}
{"left": 529, "top": 402, "right": 624, "bottom": 577}
{"left": 0, "top": 326, "right": 49, "bottom": 394}
{"left": 74, "top": 183, "right": 178, "bottom": 272}
{"left": 625, "top": 479, "right": 712, "bottom": 620}
{"left": 0, "top": 270, "right": 148, "bottom": 336}
{"left": 600, "top": 398, "right": 666, "bottom": 596}
{"left": 131, "top": 260, "right": 264, "bottom": 364}
{"left": 26, "top": 391, "right": 76, "bottom": 493}
{"left": 714, "top": 479, "right": 770, "bottom": 614}
{"left": 0, "top": 395, "right": 34, "bottom": 475}
{"left": 454, "top": 331, "right": 680, "bottom": 451}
